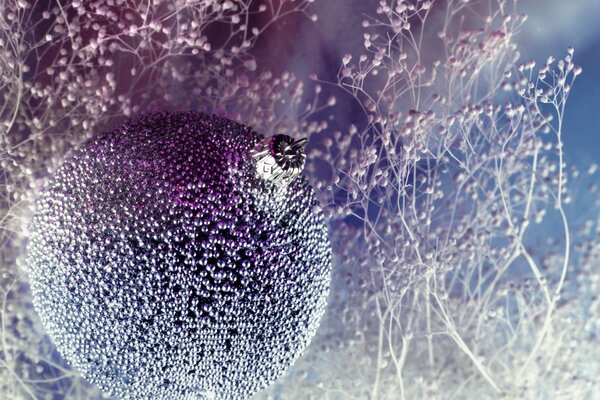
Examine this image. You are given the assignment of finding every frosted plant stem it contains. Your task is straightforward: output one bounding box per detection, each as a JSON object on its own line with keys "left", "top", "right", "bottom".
{"left": 387, "top": 307, "right": 408, "bottom": 400}
{"left": 372, "top": 296, "right": 386, "bottom": 400}
{"left": 498, "top": 162, "right": 552, "bottom": 305}
{"left": 519, "top": 206, "right": 571, "bottom": 374}
{"left": 425, "top": 278, "right": 435, "bottom": 373}
{"left": 518, "top": 96, "right": 571, "bottom": 374}
{"left": 433, "top": 293, "right": 501, "bottom": 393}
{"left": 397, "top": 336, "right": 409, "bottom": 400}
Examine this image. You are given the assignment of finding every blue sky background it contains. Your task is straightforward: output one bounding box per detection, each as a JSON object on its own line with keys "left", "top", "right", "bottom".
{"left": 519, "top": 0, "right": 600, "bottom": 166}
{"left": 517, "top": 0, "right": 600, "bottom": 246}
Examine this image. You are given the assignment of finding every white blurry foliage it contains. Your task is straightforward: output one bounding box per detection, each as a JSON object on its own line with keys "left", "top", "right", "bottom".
{"left": 274, "top": 0, "right": 598, "bottom": 399}
{"left": 0, "top": 0, "right": 599, "bottom": 399}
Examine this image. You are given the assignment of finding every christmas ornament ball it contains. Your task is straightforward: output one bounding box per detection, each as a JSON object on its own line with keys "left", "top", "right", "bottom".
{"left": 26, "top": 112, "right": 331, "bottom": 399}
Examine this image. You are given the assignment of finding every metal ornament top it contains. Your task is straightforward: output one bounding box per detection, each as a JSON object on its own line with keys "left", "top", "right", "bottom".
{"left": 251, "top": 134, "right": 308, "bottom": 187}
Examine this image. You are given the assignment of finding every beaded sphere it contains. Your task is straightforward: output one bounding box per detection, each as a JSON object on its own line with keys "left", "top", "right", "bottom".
{"left": 26, "top": 112, "right": 331, "bottom": 399}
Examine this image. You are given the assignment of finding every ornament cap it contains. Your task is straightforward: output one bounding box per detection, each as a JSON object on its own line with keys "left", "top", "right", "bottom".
{"left": 251, "top": 134, "right": 307, "bottom": 186}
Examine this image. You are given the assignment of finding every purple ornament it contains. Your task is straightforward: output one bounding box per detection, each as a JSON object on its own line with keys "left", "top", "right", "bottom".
{"left": 27, "top": 112, "right": 331, "bottom": 399}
